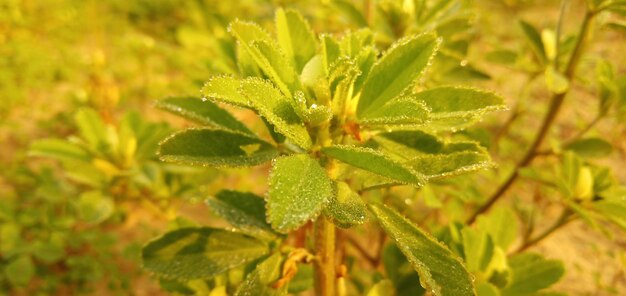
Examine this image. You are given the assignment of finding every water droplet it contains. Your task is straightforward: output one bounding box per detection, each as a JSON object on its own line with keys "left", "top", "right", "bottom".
{"left": 460, "top": 60, "right": 468, "bottom": 67}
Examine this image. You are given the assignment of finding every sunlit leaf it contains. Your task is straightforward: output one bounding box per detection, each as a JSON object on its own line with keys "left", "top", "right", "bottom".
{"left": 368, "top": 203, "right": 475, "bottom": 296}
{"left": 501, "top": 253, "right": 565, "bottom": 296}
{"left": 322, "top": 145, "right": 426, "bottom": 187}
{"left": 159, "top": 128, "right": 279, "bottom": 167}
{"left": 357, "top": 33, "right": 440, "bottom": 117}
{"left": 267, "top": 154, "right": 333, "bottom": 232}
{"left": 235, "top": 253, "right": 287, "bottom": 296}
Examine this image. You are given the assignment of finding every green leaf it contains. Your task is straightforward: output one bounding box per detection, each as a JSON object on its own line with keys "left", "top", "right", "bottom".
{"left": 158, "top": 128, "right": 279, "bottom": 167}
{"left": 406, "top": 151, "right": 492, "bottom": 179}
{"left": 5, "top": 255, "right": 35, "bottom": 286}
{"left": 476, "top": 282, "right": 500, "bottom": 296}
{"left": 324, "top": 181, "right": 367, "bottom": 228}
{"left": 275, "top": 9, "right": 317, "bottom": 73}
{"left": 415, "top": 86, "right": 506, "bottom": 121}
{"left": 229, "top": 20, "right": 300, "bottom": 98}
{"left": 476, "top": 207, "right": 519, "bottom": 250}
{"left": 367, "top": 279, "right": 396, "bottom": 296}
{"left": 359, "top": 96, "right": 430, "bottom": 126}
{"left": 142, "top": 227, "right": 268, "bottom": 279}
{"left": 75, "top": 107, "right": 108, "bottom": 148}
{"left": 321, "top": 34, "right": 341, "bottom": 73}
{"left": 519, "top": 20, "right": 546, "bottom": 63}
{"left": 77, "top": 191, "right": 114, "bottom": 224}
{"left": 287, "top": 265, "right": 313, "bottom": 293}
{"left": 322, "top": 145, "right": 426, "bottom": 187}
{"left": 202, "top": 75, "right": 249, "bottom": 108}
{"left": 331, "top": 0, "right": 368, "bottom": 27}
{"left": 206, "top": 190, "right": 276, "bottom": 239}
{"left": 156, "top": 96, "right": 253, "bottom": 135}
{"left": 544, "top": 66, "right": 569, "bottom": 94}
{"left": 564, "top": 137, "right": 613, "bottom": 158}
{"left": 29, "top": 139, "right": 90, "bottom": 162}
{"left": 502, "top": 253, "right": 565, "bottom": 296}
{"left": 368, "top": 203, "right": 475, "bottom": 296}
{"left": 239, "top": 78, "right": 312, "bottom": 149}
{"left": 235, "top": 253, "right": 287, "bottom": 296}
{"left": 461, "top": 227, "right": 495, "bottom": 273}
{"left": 357, "top": 33, "right": 440, "bottom": 117}
{"left": 267, "top": 154, "right": 333, "bottom": 232}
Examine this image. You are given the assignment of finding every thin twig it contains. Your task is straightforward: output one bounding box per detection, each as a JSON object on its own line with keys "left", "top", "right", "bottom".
{"left": 466, "top": 6, "right": 596, "bottom": 224}
{"left": 514, "top": 208, "right": 575, "bottom": 253}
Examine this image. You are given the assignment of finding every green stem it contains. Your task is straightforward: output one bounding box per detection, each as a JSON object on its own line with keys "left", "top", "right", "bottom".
{"left": 314, "top": 215, "right": 336, "bottom": 296}
{"left": 514, "top": 209, "right": 575, "bottom": 253}
{"left": 466, "top": 7, "right": 595, "bottom": 224}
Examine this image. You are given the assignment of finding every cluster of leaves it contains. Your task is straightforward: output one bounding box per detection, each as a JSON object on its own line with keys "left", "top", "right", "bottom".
{"left": 0, "top": 167, "right": 127, "bottom": 294}
{"left": 138, "top": 7, "right": 540, "bottom": 295}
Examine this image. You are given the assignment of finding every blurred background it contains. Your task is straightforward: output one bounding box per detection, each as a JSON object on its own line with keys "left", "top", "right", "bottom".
{"left": 1, "top": 0, "right": 625, "bottom": 295}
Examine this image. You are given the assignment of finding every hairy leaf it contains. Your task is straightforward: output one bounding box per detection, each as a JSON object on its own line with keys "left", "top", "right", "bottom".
{"left": 159, "top": 129, "right": 279, "bottom": 167}
{"left": 322, "top": 145, "right": 426, "bottom": 187}
{"left": 156, "top": 96, "right": 253, "bottom": 135}
{"left": 240, "top": 78, "right": 312, "bottom": 149}
{"left": 357, "top": 33, "right": 439, "bottom": 117}
{"left": 324, "top": 181, "right": 367, "bottom": 228}
{"left": 416, "top": 86, "right": 506, "bottom": 119}
{"left": 267, "top": 154, "right": 333, "bottom": 232}
{"left": 202, "top": 75, "right": 249, "bottom": 108}
{"left": 142, "top": 228, "right": 268, "bottom": 279}
{"left": 368, "top": 203, "right": 475, "bottom": 296}
{"left": 235, "top": 253, "right": 287, "bottom": 296}
{"left": 359, "top": 96, "right": 430, "bottom": 126}
{"left": 206, "top": 190, "right": 276, "bottom": 239}
{"left": 406, "top": 151, "right": 492, "bottom": 179}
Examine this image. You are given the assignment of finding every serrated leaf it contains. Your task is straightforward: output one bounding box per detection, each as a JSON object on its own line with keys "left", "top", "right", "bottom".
{"left": 156, "top": 96, "right": 253, "bottom": 135}
{"left": 368, "top": 203, "right": 475, "bottom": 296}
{"left": 564, "top": 137, "right": 612, "bottom": 158}
{"left": 235, "top": 253, "right": 287, "bottom": 296}
{"left": 206, "top": 190, "right": 276, "bottom": 239}
{"left": 374, "top": 130, "right": 486, "bottom": 162}
{"left": 322, "top": 145, "right": 426, "bottom": 187}
{"left": 502, "top": 253, "right": 565, "bottom": 296}
{"left": 357, "top": 33, "right": 440, "bottom": 117}
{"left": 267, "top": 154, "right": 333, "bottom": 232}
{"left": 142, "top": 228, "right": 268, "bottom": 279}
{"left": 324, "top": 181, "right": 367, "bottom": 228}
{"left": 159, "top": 128, "right": 279, "bottom": 167}
{"left": 406, "top": 151, "right": 492, "bottom": 179}
{"left": 416, "top": 86, "right": 506, "bottom": 120}
{"left": 29, "top": 139, "right": 90, "bottom": 162}
{"left": 359, "top": 96, "right": 430, "bottom": 126}
{"left": 239, "top": 78, "right": 312, "bottom": 149}
{"left": 202, "top": 76, "right": 249, "bottom": 108}
{"left": 275, "top": 9, "right": 317, "bottom": 73}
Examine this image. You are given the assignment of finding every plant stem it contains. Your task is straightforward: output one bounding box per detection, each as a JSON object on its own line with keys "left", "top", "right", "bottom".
{"left": 514, "top": 208, "right": 575, "bottom": 253}
{"left": 313, "top": 215, "right": 336, "bottom": 296}
{"left": 466, "top": 7, "right": 595, "bottom": 224}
